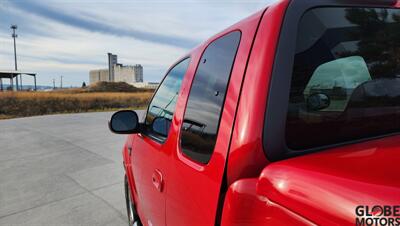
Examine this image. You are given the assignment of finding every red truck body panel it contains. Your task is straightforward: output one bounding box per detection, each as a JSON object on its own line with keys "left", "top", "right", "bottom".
{"left": 119, "top": 0, "right": 400, "bottom": 225}
{"left": 226, "top": 0, "right": 289, "bottom": 187}
{"left": 221, "top": 179, "right": 316, "bottom": 226}
{"left": 220, "top": 135, "right": 400, "bottom": 226}
{"left": 257, "top": 135, "right": 400, "bottom": 225}
{"left": 164, "top": 10, "right": 265, "bottom": 226}
{"left": 125, "top": 5, "right": 268, "bottom": 226}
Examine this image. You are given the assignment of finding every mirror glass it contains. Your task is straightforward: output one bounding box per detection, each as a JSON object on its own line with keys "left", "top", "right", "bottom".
{"left": 303, "top": 56, "right": 371, "bottom": 112}
{"left": 307, "top": 93, "right": 330, "bottom": 111}
{"left": 110, "top": 111, "right": 139, "bottom": 133}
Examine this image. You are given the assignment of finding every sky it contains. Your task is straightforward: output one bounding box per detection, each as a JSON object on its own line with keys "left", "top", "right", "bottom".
{"left": 0, "top": 0, "right": 277, "bottom": 87}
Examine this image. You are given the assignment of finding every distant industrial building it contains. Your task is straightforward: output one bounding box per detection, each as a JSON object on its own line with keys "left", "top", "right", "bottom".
{"left": 107, "top": 53, "right": 118, "bottom": 82}
{"left": 132, "top": 82, "right": 160, "bottom": 89}
{"left": 89, "top": 53, "right": 157, "bottom": 89}
{"left": 90, "top": 64, "right": 143, "bottom": 84}
{"left": 89, "top": 69, "right": 109, "bottom": 84}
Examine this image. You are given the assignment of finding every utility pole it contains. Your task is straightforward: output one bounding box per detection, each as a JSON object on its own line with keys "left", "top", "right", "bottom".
{"left": 53, "top": 79, "right": 56, "bottom": 90}
{"left": 10, "top": 24, "right": 18, "bottom": 91}
{"left": 60, "top": 76, "right": 63, "bottom": 89}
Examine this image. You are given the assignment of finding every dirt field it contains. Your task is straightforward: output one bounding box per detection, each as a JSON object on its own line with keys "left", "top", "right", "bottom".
{"left": 0, "top": 90, "right": 152, "bottom": 119}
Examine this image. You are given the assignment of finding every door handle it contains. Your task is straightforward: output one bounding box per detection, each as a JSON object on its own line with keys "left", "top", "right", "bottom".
{"left": 152, "top": 169, "right": 164, "bottom": 192}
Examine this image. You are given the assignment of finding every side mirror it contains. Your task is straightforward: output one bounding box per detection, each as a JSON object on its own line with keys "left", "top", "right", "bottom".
{"left": 109, "top": 110, "right": 140, "bottom": 134}
{"left": 307, "top": 93, "right": 330, "bottom": 111}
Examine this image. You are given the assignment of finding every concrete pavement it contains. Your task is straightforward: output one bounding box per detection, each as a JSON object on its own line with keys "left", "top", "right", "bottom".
{"left": 0, "top": 111, "right": 143, "bottom": 226}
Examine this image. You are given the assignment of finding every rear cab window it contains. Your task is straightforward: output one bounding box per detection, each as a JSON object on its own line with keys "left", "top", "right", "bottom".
{"left": 180, "top": 31, "right": 241, "bottom": 164}
{"left": 286, "top": 7, "right": 400, "bottom": 150}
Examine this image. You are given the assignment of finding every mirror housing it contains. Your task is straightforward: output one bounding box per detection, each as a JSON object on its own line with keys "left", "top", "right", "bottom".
{"left": 307, "top": 93, "right": 330, "bottom": 111}
{"left": 109, "top": 110, "right": 140, "bottom": 134}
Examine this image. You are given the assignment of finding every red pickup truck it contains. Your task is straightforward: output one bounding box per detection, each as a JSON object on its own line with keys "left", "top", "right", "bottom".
{"left": 109, "top": 0, "right": 400, "bottom": 225}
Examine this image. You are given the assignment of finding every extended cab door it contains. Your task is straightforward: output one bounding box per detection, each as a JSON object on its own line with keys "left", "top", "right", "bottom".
{"left": 165, "top": 12, "right": 263, "bottom": 225}
{"left": 130, "top": 58, "right": 190, "bottom": 226}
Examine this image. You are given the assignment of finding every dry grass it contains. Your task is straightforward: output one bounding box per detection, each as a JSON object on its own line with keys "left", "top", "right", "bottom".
{"left": 0, "top": 91, "right": 153, "bottom": 119}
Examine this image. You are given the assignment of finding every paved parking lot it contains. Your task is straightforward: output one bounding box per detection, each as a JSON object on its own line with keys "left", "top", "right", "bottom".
{"left": 0, "top": 111, "right": 143, "bottom": 226}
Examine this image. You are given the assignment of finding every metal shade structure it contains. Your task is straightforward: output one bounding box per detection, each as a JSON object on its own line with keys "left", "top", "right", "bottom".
{"left": 0, "top": 70, "right": 37, "bottom": 91}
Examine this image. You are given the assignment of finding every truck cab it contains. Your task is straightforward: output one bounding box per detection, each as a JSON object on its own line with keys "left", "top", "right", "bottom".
{"left": 109, "top": 0, "right": 400, "bottom": 225}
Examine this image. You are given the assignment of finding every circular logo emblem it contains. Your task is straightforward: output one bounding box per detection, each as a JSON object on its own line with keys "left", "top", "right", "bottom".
{"left": 371, "top": 206, "right": 383, "bottom": 216}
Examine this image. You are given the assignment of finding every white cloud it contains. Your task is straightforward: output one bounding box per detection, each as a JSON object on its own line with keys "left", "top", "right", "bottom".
{"left": 0, "top": 0, "right": 277, "bottom": 86}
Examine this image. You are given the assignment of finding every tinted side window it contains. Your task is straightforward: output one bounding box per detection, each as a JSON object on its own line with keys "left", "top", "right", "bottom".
{"left": 286, "top": 7, "right": 400, "bottom": 150}
{"left": 180, "top": 31, "right": 241, "bottom": 164}
{"left": 145, "top": 58, "right": 190, "bottom": 139}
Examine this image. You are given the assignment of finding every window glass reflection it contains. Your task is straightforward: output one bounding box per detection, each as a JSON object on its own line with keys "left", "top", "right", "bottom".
{"left": 145, "top": 58, "right": 190, "bottom": 138}
{"left": 287, "top": 7, "right": 400, "bottom": 150}
{"left": 181, "top": 31, "right": 241, "bottom": 164}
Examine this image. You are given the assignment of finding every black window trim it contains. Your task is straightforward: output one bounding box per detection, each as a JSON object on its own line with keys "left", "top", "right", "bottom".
{"left": 142, "top": 56, "right": 191, "bottom": 143}
{"left": 263, "top": 0, "right": 399, "bottom": 162}
{"left": 179, "top": 30, "right": 242, "bottom": 165}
